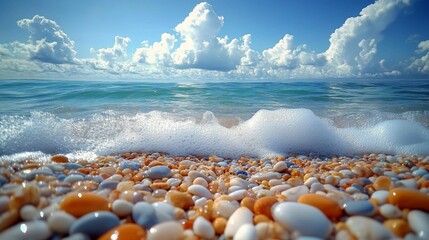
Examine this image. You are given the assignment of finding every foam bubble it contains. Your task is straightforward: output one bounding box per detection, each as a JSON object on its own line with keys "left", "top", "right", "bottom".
{"left": 0, "top": 109, "right": 428, "bottom": 160}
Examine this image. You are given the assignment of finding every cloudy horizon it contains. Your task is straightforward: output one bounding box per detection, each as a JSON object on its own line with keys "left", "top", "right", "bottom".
{"left": 0, "top": 0, "right": 428, "bottom": 81}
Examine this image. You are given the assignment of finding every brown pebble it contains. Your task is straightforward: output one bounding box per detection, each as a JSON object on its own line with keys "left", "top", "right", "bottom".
{"left": 388, "top": 188, "right": 429, "bottom": 211}
{"left": 254, "top": 214, "right": 272, "bottom": 224}
{"left": 240, "top": 197, "right": 256, "bottom": 212}
{"left": 373, "top": 176, "right": 392, "bottom": 191}
{"left": 60, "top": 192, "right": 110, "bottom": 217}
{"left": 384, "top": 219, "right": 410, "bottom": 237}
{"left": 254, "top": 196, "right": 278, "bottom": 219}
{"left": 51, "top": 155, "right": 69, "bottom": 163}
{"left": 150, "top": 182, "right": 170, "bottom": 190}
{"left": 165, "top": 190, "right": 194, "bottom": 210}
{"left": 0, "top": 209, "right": 19, "bottom": 232}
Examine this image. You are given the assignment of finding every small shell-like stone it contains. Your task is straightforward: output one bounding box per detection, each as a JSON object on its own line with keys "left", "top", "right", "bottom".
{"left": 193, "top": 216, "right": 215, "bottom": 239}
{"left": 346, "top": 216, "right": 393, "bottom": 240}
{"left": 188, "top": 185, "right": 213, "bottom": 199}
{"left": 147, "top": 221, "right": 183, "bottom": 240}
{"left": 273, "top": 202, "right": 332, "bottom": 239}
{"left": 225, "top": 207, "right": 254, "bottom": 238}
{"left": 234, "top": 223, "right": 258, "bottom": 240}
{"left": 47, "top": 211, "right": 76, "bottom": 234}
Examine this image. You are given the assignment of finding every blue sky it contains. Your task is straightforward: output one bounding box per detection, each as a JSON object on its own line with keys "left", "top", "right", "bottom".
{"left": 0, "top": 0, "right": 428, "bottom": 81}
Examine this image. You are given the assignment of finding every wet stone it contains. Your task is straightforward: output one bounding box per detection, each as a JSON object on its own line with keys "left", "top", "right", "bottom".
{"left": 69, "top": 211, "right": 120, "bottom": 238}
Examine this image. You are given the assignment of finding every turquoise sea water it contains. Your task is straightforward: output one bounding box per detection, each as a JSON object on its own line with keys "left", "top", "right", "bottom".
{"left": 1, "top": 79, "right": 429, "bottom": 159}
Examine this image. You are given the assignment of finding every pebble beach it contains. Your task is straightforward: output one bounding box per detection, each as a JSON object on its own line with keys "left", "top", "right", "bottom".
{"left": 0, "top": 152, "right": 428, "bottom": 240}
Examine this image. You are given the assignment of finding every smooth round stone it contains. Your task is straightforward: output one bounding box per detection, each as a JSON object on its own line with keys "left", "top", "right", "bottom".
{"left": 379, "top": 204, "right": 402, "bottom": 219}
{"left": 193, "top": 216, "right": 215, "bottom": 239}
{"left": 273, "top": 202, "right": 332, "bottom": 238}
{"left": 188, "top": 185, "right": 213, "bottom": 199}
{"left": 60, "top": 192, "right": 110, "bottom": 217}
{"left": 147, "top": 166, "right": 171, "bottom": 180}
{"left": 225, "top": 207, "right": 254, "bottom": 238}
{"left": 234, "top": 223, "right": 258, "bottom": 240}
{"left": 384, "top": 219, "right": 410, "bottom": 238}
{"left": 0, "top": 196, "right": 10, "bottom": 213}
{"left": 412, "top": 168, "right": 428, "bottom": 177}
{"left": 119, "top": 161, "right": 140, "bottom": 170}
{"left": 195, "top": 197, "right": 207, "bottom": 207}
{"left": 0, "top": 220, "right": 51, "bottom": 240}
{"left": 19, "top": 204, "right": 39, "bottom": 221}
{"left": 230, "top": 178, "right": 250, "bottom": 188}
{"left": 370, "top": 190, "right": 389, "bottom": 205}
{"left": 408, "top": 210, "right": 429, "bottom": 239}
{"left": 25, "top": 168, "right": 54, "bottom": 180}
{"left": 153, "top": 202, "right": 176, "bottom": 222}
{"left": 273, "top": 161, "right": 287, "bottom": 172}
{"left": 165, "top": 190, "right": 194, "bottom": 210}
{"left": 193, "top": 177, "right": 208, "bottom": 187}
{"left": 132, "top": 202, "right": 158, "bottom": 229}
{"left": 388, "top": 188, "right": 429, "bottom": 211}
{"left": 281, "top": 185, "right": 309, "bottom": 202}
{"left": 214, "top": 199, "right": 239, "bottom": 219}
{"left": 51, "top": 155, "right": 69, "bottom": 163}
{"left": 344, "top": 200, "right": 375, "bottom": 216}
{"left": 250, "top": 172, "right": 281, "bottom": 181}
{"left": 98, "top": 223, "right": 146, "bottom": 240}
{"left": 309, "top": 182, "right": 325, "bottom": 193}
{"left": 112, "top": 199, "right": 133, "bottom": 218}
{"left": 297, "top": 194, "right": 342, "bottom": 219}
{"left": 47, "top": 211, "right": 76, "bottom": 234}
{"left": 69, "top": 211, "right": 120, "bottom": 238}
{"left": 270, "top": 184, "right": 291, "bottom": 193}
{"left": 373, "top": 176, "right": 392, "bottom": 191}
{"left": 63, "top": 163, "right": 83, "bottom": 170}
{"left": 99, "top": 180, "right": 120, "bottom": 190}
{"left": 396, "top": 179, "right": 418, "bottom": 189}
{"left": 166, "top": 178, "right": 181, "bottom": 187}
{"left": 63, "top": 174, "right": 84, "bottom": 183}
{"left": 147, "top": 221, "right": 183, "bottom": 240}
{"left": 254, "top": 196, "right": 278, "bottom": 219}
{"left": 229, "top": 189, "right": 247, "bottom": 201}
{"left": 346, "top": 216, "right": 393, "bottom": 240}
{"left": 304, "top": 177, "right": 319, "bottom": 187}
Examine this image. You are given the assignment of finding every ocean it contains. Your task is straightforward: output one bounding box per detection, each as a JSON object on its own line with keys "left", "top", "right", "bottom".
{"left": 1, "top": 79, "right": 429, "bottom": 160}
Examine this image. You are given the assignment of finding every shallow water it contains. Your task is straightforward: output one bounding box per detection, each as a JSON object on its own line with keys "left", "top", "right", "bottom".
{"left": 1, "top": 79, "right": 429, "bottom": 159}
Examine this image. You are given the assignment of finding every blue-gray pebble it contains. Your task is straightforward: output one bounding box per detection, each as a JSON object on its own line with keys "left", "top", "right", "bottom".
{"left": 69, "top": 211, "right": 120, "bottom": 238}
{"left": 344, "top": 200, "right": 375, "bottom": 216}
{"left": 147, "top": 166, "right": 171, "bottom": 180}
{"left": 132, "top": 202, "right": 159, "bottom": 229}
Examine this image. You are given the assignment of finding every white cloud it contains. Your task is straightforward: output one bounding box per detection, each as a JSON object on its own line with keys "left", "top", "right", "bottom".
{"left": 17, "top": 15, "right": 77, "bottom": 64}
{"left": 409, "top": 40, "right": 429, "bottom": 73}
{"left": 325, "top": 0, "right": 411, "bottom": 74}
{"left": 133, "top": 33, "right": 176, "bottom": 66}
{"left": 90, "top": 36, "right": 131, "bottom": 69}
{"left": 262, "top": 34, "right": 326, "bottom": 69}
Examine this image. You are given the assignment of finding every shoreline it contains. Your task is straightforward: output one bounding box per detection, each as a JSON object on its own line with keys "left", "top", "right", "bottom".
{"left": 0, "top": 152, "right": 428, "bottom": 239}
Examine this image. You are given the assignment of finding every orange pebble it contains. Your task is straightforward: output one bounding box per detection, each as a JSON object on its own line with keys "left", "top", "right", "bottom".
{"left": 213, "top": 217, "right": 227, "bottom": 235}
{"left": 165, "top": 190, "right": 194, "bottom": 210}
{"left": 98, "top": 223, "right": 146, "bottom": 240}
{"left": 51, "top": 155, "right": 69, "bottom": 163}
{"left": 373, "top": 176, "right": 392, "bottom": 191}
{"left": 388, "top": 188, "right": 429, "bottom": 211}
{"left": 254, "top": 214, "right": 271, "bottom": 224}
{"left": 298, "top": 193, "right": 343, "bottom": 219}
{"left": 384, "top": 219, "right": 410, "bottom": 237}
{"left": 254, "top": 196, "right": 278, "bottom": 219}
{"left": 60, "top": 192, "right": 110, "bottom": 217}
{"left": 240, "top": 197, "right": 256, "bottom": 212}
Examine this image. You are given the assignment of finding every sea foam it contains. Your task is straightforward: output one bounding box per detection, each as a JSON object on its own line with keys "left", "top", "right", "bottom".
{"left": 1, "top": 109, "right": 428, "bottom": 161}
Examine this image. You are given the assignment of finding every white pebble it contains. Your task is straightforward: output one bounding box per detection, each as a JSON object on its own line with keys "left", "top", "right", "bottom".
{"left": 273, "top": 202, "right": 332, "bottom": 239}
{"left": 225, "top": 207, "right": 253, "bottom": 238}
{"left": 188, "top": 185, "right": 213, "bottom": 199}
{"left": 20, "top": 204, "right": 39, "bottom": 221}
{"left": 214, "top": 200, "right": 239, "bottom": 219}
{"left": 228, "top": 189, "right": 247, "bottom": 201}
{"left": 379, "top": 204, "right": 402, "bottom": 219}
{"left": 234, "top": 223, "right": 258, "bottom": 240}
{"left": 112, "top": 199, "right": 133, "bottom": 218}
{"left": 195, "top": 197, "right": 207, "bottom": 207}
{"left": 346, "top": 216, "right": 393, "bottom": 240}
{"left": 193, "top": 177, "right": 208, "bottom": 188}
{"left": 408, "top": 210, "right": 429, "bottom": 239}
{"left": 281, "top": 185, "right": 309, "bottom": 202}
{"left": 193, "top": 216, "right": 215, "bottom": 239}
{"left": 370, "top": 190, "right": 389, "bottom": 205}
{"left": 0, "top": 220, "right": 51, "bottom": 240}
{"left": 47, "top": 211, "right": 76, "bottom": 234}
{"left": 273, "top": 161, "right": 287, "bottom": 172}
{"left": 147, "top": 221, "right": 184, "bottom": 240}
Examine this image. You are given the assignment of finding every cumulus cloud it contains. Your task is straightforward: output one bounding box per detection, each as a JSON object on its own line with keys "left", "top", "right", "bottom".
{"left": 133, "top": 2, "right": 258, "bottom": 72}
{"left": 90, "top": 36, "right": 131, "bottom": 69}
{"left": 17, "top": 15, "right": 77, "bottom": 64}
{"left": 325, "top": 0, "right": 411, "bottom": 74}
{"left": 262, "top": 34, "right": 326, "bottom": 69}
{"left": 409, "top": 40, "right": 429, "bottom": 73}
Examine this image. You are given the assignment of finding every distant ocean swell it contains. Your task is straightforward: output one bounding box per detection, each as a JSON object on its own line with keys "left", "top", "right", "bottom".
{"left": 1, "top": 108, "right": 428, "bottom": 161}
